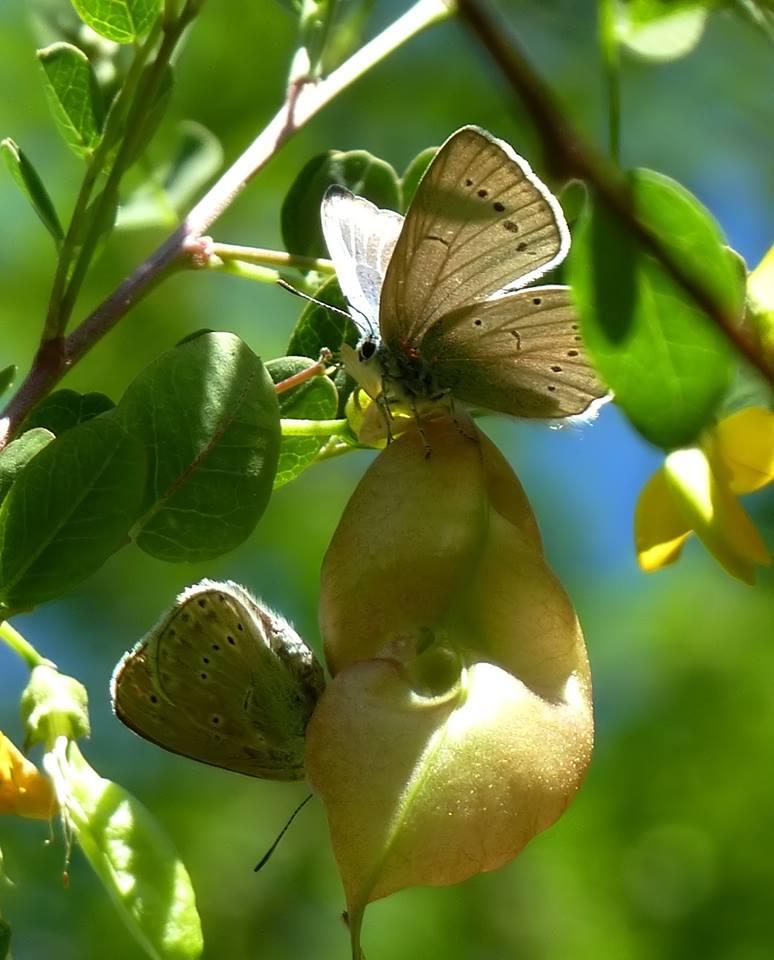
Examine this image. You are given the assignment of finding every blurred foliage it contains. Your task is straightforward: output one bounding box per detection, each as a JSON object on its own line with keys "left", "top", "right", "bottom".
{"left": 0, "top": 0, "right": 772, "bottom": 958}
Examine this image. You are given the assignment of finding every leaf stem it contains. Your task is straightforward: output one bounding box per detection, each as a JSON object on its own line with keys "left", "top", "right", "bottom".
{"left": 208, "top": 243, "right": 335, "bottom": 275}
{"left": 44, "top": 20, "right": 164, "bottom": 342}
{"left": 280, "top": 418, "right": 350, "bottom": 437}
{"left": 0, "top": 620, "right": 48, "bottom": 670}
{"left": 456, "top": 0, "right": 774, "bottom": 384}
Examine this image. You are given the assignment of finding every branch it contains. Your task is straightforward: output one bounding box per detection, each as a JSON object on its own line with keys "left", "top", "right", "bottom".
{"left": 1, "top": 0, "right": 453, "bottom": 443}
{"left": 456, "top": 0, "right": 774, "bottom": 385}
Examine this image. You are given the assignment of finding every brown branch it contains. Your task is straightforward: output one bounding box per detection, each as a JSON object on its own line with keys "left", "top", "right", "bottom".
{"left": 0, "top": 0, "right": 452, "bottom": 446}
{"left": 456, "top": 0, "right": 774, "bottom": 385}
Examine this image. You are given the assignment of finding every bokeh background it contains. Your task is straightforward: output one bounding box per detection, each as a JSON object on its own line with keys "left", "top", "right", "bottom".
{"left": 1, "top": 2, "right": 773, "bottom": 958}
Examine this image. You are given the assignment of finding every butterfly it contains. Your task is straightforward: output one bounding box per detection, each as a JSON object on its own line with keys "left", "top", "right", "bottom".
{"left": 321, "top": 125, "right": 607, "bottom": 435}
{"left": 111, "top": 580, "right": 325, "bottom": 781}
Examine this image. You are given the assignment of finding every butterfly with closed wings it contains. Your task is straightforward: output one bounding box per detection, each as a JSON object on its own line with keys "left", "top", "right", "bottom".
{"left": 321, "top": 125, "right": 607, "bottom": 437}
{"left": 112, "top": 580, "right": 325, "bottom": 781}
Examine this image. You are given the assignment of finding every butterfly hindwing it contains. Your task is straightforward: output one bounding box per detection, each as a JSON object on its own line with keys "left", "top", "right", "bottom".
{"left": 320, "top": 186, "right": 405, "bottom": 337}
{"left": 379, "top": 126, "right": 570, "bottom": 346}
{"left": 419, "top": 286, "right": 606, "bottom": 419}
{"left": 111, "top": 581, "right": 324, "bottom": 781}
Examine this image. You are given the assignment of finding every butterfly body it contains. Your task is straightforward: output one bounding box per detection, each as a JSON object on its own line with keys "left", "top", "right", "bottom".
{"left": 322, "top": 125, "right": 607, "bottom": 430}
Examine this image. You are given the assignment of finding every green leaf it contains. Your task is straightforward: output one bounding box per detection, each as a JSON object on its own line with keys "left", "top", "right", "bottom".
{"left": 1, "top": 139, "right": 64, "bottom": 244}
{"left": 37, "top": 42, "right": 104, "bottom": 157}
{"left": 115, "top": 332, "right": 281, "bottom": 562}
{"left": 267, "top": 357, "right": 339, "bottom": 487}
{"left": 117, "top": 64, "right": 175, "bottom": 173}
{"left": 0, "top": 365, "right": 16, "bottom": 398}
{"left": 0, "top": 417, "right": 146, "bottom": 612}
{"left": 117, "top": 120, "right": 223, "bottom": 231}
{"left": 22, "top": 389, "right": 115, "bottom": 436}
{"left": 569, "top": 169, "right": 741, "bottom": 449}
{"left": 70, "top": 0, "right": 162, "bottom": 44}
{"left": 618, "top": 0, "right": 708, "bottom": 61}
{"left": 558, "top": 179, "right": 587, "bottom": 226}
{"left": 400, "top": 146, "right": 437, "bottom": 211}
{"left": 282, "top": 149, "right": 400, "bottom": 259}
{"left": 64, "top": 745, "right": 203, "bottom": 960}
{"left": 0, "top": 917, "right": 9, "bottom": 960}
{"left": 287, "top": 274, "right": 358, "bottom": 358}
{"left": 0, "top": 428, "right": 55, "bottom": 506}
{"left": 286, "top": 275, "right": 359, "bottom": 413}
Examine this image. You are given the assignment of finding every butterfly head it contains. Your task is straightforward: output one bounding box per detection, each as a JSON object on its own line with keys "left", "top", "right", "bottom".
{"left": 341, "top": 335, "right": 384, "bottom": 401}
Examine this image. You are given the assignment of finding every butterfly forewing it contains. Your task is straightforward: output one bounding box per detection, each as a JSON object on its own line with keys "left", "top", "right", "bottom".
{"left": 379, "top": 126, "right": 570, "bottom": 346}
{"left": 112, "top": 581, "right": 324, "bottom": 781}
{"left": 321, "top": 186, "right": 405, "bottom": 337}
{"left": 419, "top": 286, "right": 607, "bottom": 418}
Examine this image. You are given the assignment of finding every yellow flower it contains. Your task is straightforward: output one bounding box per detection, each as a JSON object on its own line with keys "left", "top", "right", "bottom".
{"left": 0, "top": 731, "right": 57, "bottom": 819}
{"left": 635, "top": 407, "right": 774, "bottom": 584}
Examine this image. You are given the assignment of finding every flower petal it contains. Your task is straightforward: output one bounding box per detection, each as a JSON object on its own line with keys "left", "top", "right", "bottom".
{"left": 713, "top": 407, "right": 774, "bottom": 494}
{"left": 635, "top": 467, "right": 691, "bottom": 571}
{"left": 665, "top": 447, "right": 771, "bottom": 584}
{"left": 0, "top": 731, "right": 57, "bottom": 819}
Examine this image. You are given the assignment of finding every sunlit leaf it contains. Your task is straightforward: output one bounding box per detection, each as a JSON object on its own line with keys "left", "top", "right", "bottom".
{"left": 0, "top": 428, "right": 55, "bottom": 506}
{"left": 70, "top": 0, "right": 162, "bottom": 44}
{"left": 569, "top": 169, "right": 740, "bottom": 449}
{"left": 618, "top": 0, "right": 708, "bottom": 61}
{"left": 1, "top": 138, "right": 64, "bottom": 244}
{"left": 0, "top": 417, "right": 146, "bottom": 612}
{"left": 282, "top": 149, "right": 400, "bottom": 259}
{"left": 268, "top": 356, "right": 339, "bottom": 487}
{"left": 115, "top": 332, "right": 281, "bottom": 562}
{"left": 37, "top": 42, "right": 104, "bottom": 157}
{"left": 61, "top": 744, "right": 203, "bottom": 960}
{"left": 400, "top": 146, "right": 436, "bottom": 211}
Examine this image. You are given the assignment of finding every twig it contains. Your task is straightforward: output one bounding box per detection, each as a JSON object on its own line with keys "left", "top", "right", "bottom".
{"left": 0, "top": 0, "right": 453, "bottom": 444}
{"left": 456, "top": 0, "right": 773, "bottom": 385}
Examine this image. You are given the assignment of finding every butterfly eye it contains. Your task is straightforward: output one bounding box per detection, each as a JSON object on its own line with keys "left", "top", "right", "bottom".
{"left": 359, "top": 339, "right": 377, "bottom": 362}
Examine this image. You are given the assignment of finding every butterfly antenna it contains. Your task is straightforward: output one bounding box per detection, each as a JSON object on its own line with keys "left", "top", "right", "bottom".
{"left": 276, "top": 278, "right": 352, "bottom": 322}
{"left": 254, "top": 793, "right": 313, "bottom": 873}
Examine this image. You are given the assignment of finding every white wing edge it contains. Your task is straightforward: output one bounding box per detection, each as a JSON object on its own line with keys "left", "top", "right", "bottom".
{"left": 453, "top": 125, "right": 572, "bottom": 300}
{"left": 321, "top": 185, "right": 405, "bottom": 338}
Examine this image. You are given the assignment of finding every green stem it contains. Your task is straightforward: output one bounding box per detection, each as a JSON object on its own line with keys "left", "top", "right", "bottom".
{"left": 59, "top": 5, "right": 198, "bottom": 327}
{"left": 208, "top": 243, "right": 335, "bottom": 275}
{"left": 0, "top": 620, "right": 48, "bottom": 670}
{"left": 598, "top": 0, "right": 621, "bottom": 164}
{"left": 280, "top": 417, "right": 350, "bottom": 437}
{"left": 43, "top": 19, "right": 164, "bottom": 341}
{"left": 0, "top": 0, "right": 452, "bottom": 446}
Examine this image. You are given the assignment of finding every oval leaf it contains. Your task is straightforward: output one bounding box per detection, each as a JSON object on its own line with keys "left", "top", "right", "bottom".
{"left": 267, "top": 357, "right": 339, "bottom": 487}
{"left": 63, "top": 745, "right": 202, "bottom": 960}
{"left": 618, "top": 1, "right": 708, "bottom": 61}
{"left": 22, "top": 389, "right": 115, "bottom": 436}
{"left": 70, "top": 0, "right": 162, "bottom": 44}
{"left": 0, "top": 417, "right": 146, "bottom": 612}
{"left": 281, "top": 149, "right": 400, "bottom": 259}
{"left": 37, "top": 42, "right": 104, "bottom": 157}
{"left": 286, "top": 276, "right": 359, "bottom": 414}
{"left": 115, "top": 332, "right": 281, "bottom": 562}
{"left": 1, "top": 138, "right": 64, "bottom": 244}
{"left": 400, "top": 146, "right": 437, "bottom": 211}
{"left": 0, "top": 428, "right": 55, "bottom": 506}
{"left": 569, "top": 169, "right": 740, "bottom": 449}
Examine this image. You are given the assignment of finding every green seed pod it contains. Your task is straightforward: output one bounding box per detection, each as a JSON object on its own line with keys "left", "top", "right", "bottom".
{"left": 307, "top": 416, "right": 593, "bottom": 943}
